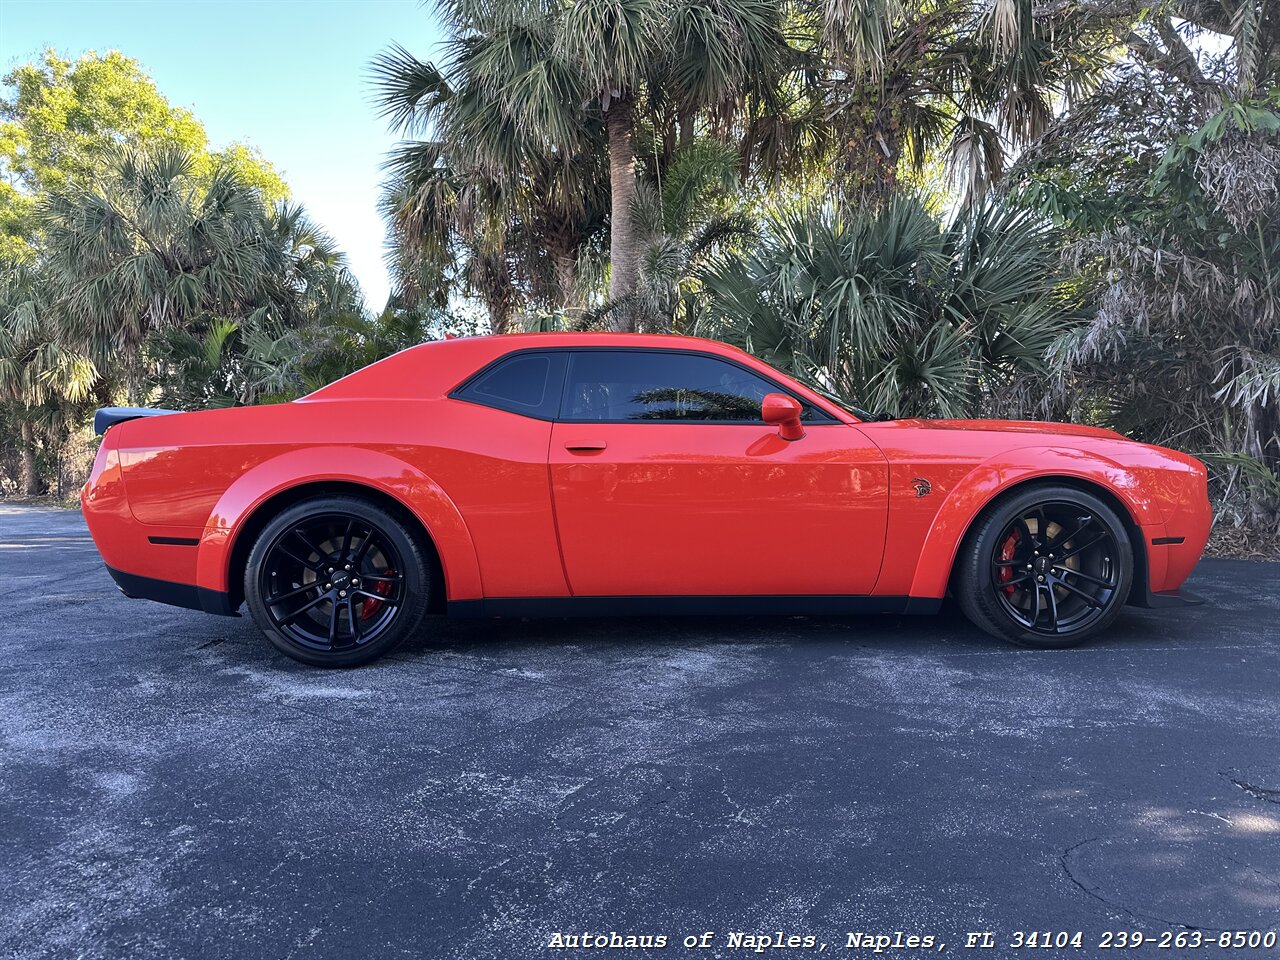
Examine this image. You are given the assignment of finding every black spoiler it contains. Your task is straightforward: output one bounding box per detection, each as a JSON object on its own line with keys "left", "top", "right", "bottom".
{"left": 93, "top": 407, "right": 181, "bottom": 436}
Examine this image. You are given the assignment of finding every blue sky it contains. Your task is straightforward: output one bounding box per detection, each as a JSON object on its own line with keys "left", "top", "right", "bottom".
{"left": 0, "top": 0, "right": 446, "bottom": 310}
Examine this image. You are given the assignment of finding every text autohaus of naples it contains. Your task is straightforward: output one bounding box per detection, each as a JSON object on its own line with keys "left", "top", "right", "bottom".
{"left": 545, "top": 930, "right": 944, "bottom": 950}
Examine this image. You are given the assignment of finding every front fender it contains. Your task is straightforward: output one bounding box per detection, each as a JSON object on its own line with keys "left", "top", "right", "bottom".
{"left": 907, "top": 446, "right": 1159, "bottom": 600}
{"left": 194, "top": 446, "right": 483, "bottom": 600}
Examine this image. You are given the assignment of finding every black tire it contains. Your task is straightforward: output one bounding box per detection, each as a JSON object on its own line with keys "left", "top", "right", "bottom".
{"left": 243, "top": 495, "right": 433, "bottom": 667}
{"left": 955, "top": 484, "right": 1133, "bottom": 649}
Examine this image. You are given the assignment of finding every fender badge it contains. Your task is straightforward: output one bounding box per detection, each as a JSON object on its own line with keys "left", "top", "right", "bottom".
{"left": 912, "top": 478, "right": 932, "bottom": 497}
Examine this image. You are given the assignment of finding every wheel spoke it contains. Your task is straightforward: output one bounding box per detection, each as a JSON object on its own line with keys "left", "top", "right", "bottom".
{"left": 1043, "top": 583, "right": 1060, "bottom": 632}
{"left": 275, "top": 544, "right": 321, "bottom": 571}
{"left": 359, "top": 573, "right": 402, "bottom": 584}
{"left": 353, "top": 588, "right": 399, "bottom": 607}
{"left": 346, "top": 598, "right": 360, "bottom": 643}
{"left": 265, "top": 581, "right": 318, "bottom": 606}
{"left": 1058, "top": 533, "right": 1109, "bottom": 561}
{"left": 1033, "top": 505, "right": 1049, "bottom": 542}
{"left": 353, "top": 528, "right": 377, "bottom": 568}
{"left": 1028, "top": 578, "right": 1041, "bottom": 625}
{"left": 1055, "top": 566, "right": 1115, "bottom": 589}
{"left": 327, "top": 598, "right": 339, "bottom": 646}
{"left": 278, "top": 591, "right": 329, "bottom": 624}
{"left": 1014, "top": 517, "right": 1037, "bottom": 550}
{"left": 340, "top": 519, "right": 355, "bottom": 561}
{"left": 1003, "top": 573, "right": 1033, "bottom": 586}
{"left": 292, "top": 528, "right": 328, "bottom": 563}
{"left": 1046, "top": 515, "right": 1092, "bottom": 550}
{"left": 1056, "top": 578, "right": 1104, "bottom": 608}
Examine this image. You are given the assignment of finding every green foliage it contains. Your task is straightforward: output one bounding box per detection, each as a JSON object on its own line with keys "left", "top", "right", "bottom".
{"left": 0, "top": 49, "right": 288, "bottom": 258}
{"left": 694, "top": 197, "right": 1079, "bottom": 419}
{"left": 1010, "top": 70, "right": 1280, "bottom": 526}
{"left": 35, "top": 146, "right": 350, "bottom": 399}
{"left": 377, "top": 0, "right": 788, "bottom": 326}
{"left": 0, "top": 118, "right": 351, "bottom": 494}
{"left": 295, "top": 304, "right": 483, "bottom": 392}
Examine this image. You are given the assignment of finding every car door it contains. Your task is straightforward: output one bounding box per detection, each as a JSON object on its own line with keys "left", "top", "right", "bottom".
{"left": 548, "top": 348, "right": 889, "bottom": 598}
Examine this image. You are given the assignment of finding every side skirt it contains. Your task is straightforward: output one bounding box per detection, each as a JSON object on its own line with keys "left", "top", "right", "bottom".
{"left": 105, "top": 566, "right": 240, "bottom": 617}
{"left": 448, "top": 595, "right": 941, "bottom": 619}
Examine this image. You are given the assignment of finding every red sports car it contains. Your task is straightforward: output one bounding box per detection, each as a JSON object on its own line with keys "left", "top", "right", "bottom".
{"left": 82, "top": 333, "right": 1211, "bottom": 667}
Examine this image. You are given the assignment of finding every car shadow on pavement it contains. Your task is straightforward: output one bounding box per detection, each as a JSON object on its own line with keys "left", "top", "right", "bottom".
{"left": 373, "top": 597, "right": 1225, "bottom": 666}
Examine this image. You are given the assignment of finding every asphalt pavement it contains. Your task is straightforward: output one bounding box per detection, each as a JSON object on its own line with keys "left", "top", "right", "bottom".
{"left": 2, "top": 503, "right": 1279, "bottom": 960}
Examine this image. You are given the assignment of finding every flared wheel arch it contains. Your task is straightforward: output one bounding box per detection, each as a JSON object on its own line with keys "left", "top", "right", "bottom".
{"left": 220, "top": 474, "right": 1148, "bottom": 615}
{"left": 946, "top": 476, "right": 1149, "bottom": 606}
{"left": 226, "top": 481, "right": 447, "bottom": 614}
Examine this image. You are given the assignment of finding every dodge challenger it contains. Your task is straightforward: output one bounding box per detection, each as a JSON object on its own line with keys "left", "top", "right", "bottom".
{"left": 82, "top": 333, "right": 1211, "bottom": 667}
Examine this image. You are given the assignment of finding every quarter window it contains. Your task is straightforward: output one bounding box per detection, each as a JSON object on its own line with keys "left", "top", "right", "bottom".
{"left": 561, "top": 350, "right": 818, "bottom": 423}
{"left": 454, "top": 351, "right": 566, "bottom": 419}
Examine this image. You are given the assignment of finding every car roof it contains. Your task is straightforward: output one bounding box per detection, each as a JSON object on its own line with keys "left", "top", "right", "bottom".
{"left": 301, "top": 332, "right": 754, "bottom": 402}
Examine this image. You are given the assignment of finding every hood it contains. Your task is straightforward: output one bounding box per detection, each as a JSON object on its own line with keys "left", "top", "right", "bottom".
{"left": 892, "top": 418, "right": 1129, "bottom": 441}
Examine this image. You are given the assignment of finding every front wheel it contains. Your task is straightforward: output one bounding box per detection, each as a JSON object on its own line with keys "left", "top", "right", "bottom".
{"left": 955, "top": 485, "right": 1133, "bottom": 648}
{"left": 244, "top": 495, "right": 433, "bottom": 667}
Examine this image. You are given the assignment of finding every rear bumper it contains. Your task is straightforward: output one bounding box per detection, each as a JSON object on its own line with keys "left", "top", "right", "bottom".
{"left": 105, "top": 565, "right": 239, "bottom": 617}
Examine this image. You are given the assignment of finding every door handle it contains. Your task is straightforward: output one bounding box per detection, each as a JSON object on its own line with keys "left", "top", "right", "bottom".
{"left": 564, "top": 440, "right": 607, "bottom": 451}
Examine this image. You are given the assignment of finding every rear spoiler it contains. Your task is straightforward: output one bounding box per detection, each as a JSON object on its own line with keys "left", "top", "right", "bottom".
{"left": 93, "top": 407, "right": 181, "bottom": 436}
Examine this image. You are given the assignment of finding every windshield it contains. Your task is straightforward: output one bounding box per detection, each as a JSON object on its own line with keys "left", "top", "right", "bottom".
{"left": 787, "top": 372, "right": 880, "bottom": 422}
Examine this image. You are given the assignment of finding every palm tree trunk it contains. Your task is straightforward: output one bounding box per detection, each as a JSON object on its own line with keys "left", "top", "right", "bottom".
{"left": 554, "top": 251, "right": 581, "bottom": 322}
{"left": 19, "top": 419, "right": 37, "bottom": 496}
{"left": 606, "top": 94, "right": 640, "bottom": 326}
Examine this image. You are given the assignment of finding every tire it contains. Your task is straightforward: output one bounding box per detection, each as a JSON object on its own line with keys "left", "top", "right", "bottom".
{"left": 243, "top": 495, "right": 433, "bottom": 667}
{"left": 955, "top": 484, "right": 1133, "bottom": 649}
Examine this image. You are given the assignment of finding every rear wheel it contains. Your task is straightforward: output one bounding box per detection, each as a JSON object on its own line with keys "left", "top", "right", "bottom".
{"left": 244, "top": 496, "right": 432, "bottom": 667}
{"left": 956, "top": 485, "right": 1133, "bottom": 648}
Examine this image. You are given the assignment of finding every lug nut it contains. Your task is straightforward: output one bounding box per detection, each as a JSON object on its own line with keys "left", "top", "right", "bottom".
{"left": 339, "top": 590, "right": 347, "bottom": 598}
{"left": 1037, "top": 576, "right": 1045, "bottom": 582}
{"left": 344, "top": 564, "right": 351, "bottom": 570}
{"left": 353, "top": 579, "right": 361, "bottom": 587}
{"left": 325, "top": 583, "right": 332, "bottom": 589}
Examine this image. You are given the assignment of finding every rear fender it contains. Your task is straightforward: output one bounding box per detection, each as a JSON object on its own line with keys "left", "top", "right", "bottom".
{"left": 908, "top": 446, "right": 1160, "bottom": 600}
{"left": 195, "top": 447, "right": 482, "bottom": 600}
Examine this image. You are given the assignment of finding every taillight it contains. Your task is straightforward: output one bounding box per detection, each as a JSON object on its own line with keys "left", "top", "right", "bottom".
{"left": 82, "top": 436, "right": 119, "bottom": 505}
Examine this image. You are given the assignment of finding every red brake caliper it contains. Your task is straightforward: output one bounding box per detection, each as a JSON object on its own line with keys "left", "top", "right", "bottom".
{"left": 360, "top": 569, "right": 397, "bottom": 620}
{"left": 998, "top": 531, "right": 1019, "bottom": 596}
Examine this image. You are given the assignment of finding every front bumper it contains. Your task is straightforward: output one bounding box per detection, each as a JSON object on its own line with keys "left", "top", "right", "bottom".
{"left": 1130, "top": 581, "right": 1206, "bottom": 608}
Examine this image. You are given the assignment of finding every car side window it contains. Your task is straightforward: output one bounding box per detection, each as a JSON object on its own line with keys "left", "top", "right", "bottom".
{"left": 453, "top": 351, "right": 566, "bottom": 419}
{"left": 561, "top": 350, "right": 818, "bottom": 423}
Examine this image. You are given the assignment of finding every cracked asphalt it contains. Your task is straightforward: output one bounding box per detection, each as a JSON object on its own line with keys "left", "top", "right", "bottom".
{"left": 3, "top": 503, "right": 1280, "bottom": 960}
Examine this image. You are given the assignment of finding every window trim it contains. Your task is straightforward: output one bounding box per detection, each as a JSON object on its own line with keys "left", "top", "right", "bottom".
{"left": 449, "top": 346, "right": 840, "bottom": 425}
{"left": 449, "top": 350, "right": 568, "bottom": 420}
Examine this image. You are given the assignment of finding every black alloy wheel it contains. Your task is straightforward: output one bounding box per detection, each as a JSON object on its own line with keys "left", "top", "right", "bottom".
{"left": 956, "top": 485, "right": 1133, "bottom": 648}
{"left": 244, "top": 496, "right": 432, "bottom": 667}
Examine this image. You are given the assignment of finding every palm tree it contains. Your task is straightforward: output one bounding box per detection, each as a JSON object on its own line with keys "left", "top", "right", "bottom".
{"left": 377, "top": 0, "right": 788, "bottom": 329}
{"left": 373, "top": 19, "right": 609, "bottom": 329}
{"left": 37, "top": 146, "right": 359, "bottom": 403}
{"left": 0, "top": 257, "right": 95, "bottom": 494}
{"left": 768, "top": 0, "right": 1113, "bottom": 208}
{"left": 693, "top": 196, "right": 1079, "bottom": 418}
{"left": 612, "top": 137, "right": 756, "bottom": 332}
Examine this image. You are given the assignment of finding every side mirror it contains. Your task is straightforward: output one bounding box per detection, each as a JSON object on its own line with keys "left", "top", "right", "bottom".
{"left": 761, "top": 392, "right": 805, "bottom": 441}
